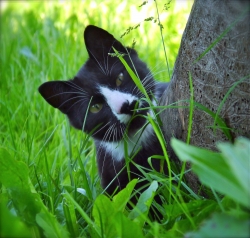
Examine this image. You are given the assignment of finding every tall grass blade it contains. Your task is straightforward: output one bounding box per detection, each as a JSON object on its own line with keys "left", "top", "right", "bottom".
{"left": 213, "top": 74, "right": 250, "bottom": 136}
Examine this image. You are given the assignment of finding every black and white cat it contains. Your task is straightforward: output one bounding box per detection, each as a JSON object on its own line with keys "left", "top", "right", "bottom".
{"left": 39, "top": 25, "right": 168, "bottom": 197}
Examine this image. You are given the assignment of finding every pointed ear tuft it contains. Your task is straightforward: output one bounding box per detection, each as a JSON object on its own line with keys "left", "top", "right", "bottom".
{"left": 84, "top": 25, "right": 127, "bottom": 61}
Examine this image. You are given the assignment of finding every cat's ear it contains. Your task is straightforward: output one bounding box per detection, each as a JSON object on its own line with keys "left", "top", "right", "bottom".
{"left": 38, "top": 81, "right": 74, "bottom": 114}
{"left": 39, "top": 80, "right": 84, "bottom": 130}
{"left": 84, "top": 25, "right": 127, "bottom": 61}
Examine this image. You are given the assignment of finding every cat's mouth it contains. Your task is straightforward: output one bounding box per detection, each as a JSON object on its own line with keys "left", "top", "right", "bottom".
{"left": 120, "top": 99, "right": 137, "bottom": 115}
{"left": 120, "top": 101, "right": 149, "bottom": 133}
{"left": 116, "top": 99, "right": 139, "bottom": 124}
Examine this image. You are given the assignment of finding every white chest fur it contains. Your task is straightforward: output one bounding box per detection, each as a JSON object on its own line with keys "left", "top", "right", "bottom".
{"left": 96, "top": 123, "right": 154, "bottom": 162}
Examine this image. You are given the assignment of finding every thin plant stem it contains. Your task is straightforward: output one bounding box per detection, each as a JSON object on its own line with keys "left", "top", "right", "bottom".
{"left": 154, "top": 0, "right": 171, "bottom": 80}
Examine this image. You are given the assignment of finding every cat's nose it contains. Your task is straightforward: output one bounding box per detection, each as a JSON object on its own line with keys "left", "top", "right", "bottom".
{"left": 120, "top": 100, "right": 137, "bottom": 115}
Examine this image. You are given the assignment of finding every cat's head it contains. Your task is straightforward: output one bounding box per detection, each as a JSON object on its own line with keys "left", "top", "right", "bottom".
{"left": 39, "top": 25, "right": 156, "bottom": 142}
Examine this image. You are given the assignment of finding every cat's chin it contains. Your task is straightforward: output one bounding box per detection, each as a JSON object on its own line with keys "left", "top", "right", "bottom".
{"left": 91, "top": 116, "right": 147, "bottom": 143}
{"left": 95, "top": 120, "right": 154, "bottom": 163}
{"left": 127, "top": 113, "right": 148, "bottom": 133}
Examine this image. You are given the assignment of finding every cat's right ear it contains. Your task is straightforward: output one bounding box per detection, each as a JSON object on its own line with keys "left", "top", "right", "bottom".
{"left": 83, "top": 25, "right": 127, "bottom": 61}
{"left": 38, "top": 81, "right": 73, "bottom": 114}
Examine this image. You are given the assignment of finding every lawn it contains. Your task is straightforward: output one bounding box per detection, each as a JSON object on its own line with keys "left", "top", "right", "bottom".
{"left": 0, "top": 1, "right": 249, "bottom": 237}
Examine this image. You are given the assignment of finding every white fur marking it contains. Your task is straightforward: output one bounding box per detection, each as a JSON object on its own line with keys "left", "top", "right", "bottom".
{"left": 100, "top": 123, "right": 154, "bottom": 162}
{"left": 99, "top": 86, "right": 138, "bottom": 124}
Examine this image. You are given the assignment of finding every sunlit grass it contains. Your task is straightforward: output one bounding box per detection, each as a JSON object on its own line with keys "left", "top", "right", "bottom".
{"left": 0, "top": 0, "right": 191, "bottom": 184}
{"left": 0, "top": 0, "right": 203, "bottom": 237}
{"left": 1, "top": 1, "right": 249, "bottom": 237}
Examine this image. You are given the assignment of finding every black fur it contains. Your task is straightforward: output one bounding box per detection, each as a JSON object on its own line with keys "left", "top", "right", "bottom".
{"left": 39, "top": 25, "right": 169, "bottom": 201}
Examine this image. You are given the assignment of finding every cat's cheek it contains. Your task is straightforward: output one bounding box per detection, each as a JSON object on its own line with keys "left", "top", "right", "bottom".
{"left": 116, "top": 114, "right": 131, "bottom": 124}
{"left": 85, "top": 113, "right": 109, "bottom": 133}
{"left": 68, "top": 117, "right": 83, "bottom": 131}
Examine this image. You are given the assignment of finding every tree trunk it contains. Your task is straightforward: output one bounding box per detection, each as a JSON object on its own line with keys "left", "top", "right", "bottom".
{"left": 160, "top": 0, "right": 250, "bottom": 194}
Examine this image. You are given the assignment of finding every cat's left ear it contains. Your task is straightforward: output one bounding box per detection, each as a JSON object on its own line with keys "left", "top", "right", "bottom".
{"left": 84, "top": 25, "right": 132, "bottom": 61}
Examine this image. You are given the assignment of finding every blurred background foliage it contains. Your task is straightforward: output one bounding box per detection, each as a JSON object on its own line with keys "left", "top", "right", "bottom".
{"left": 1, "top": 0, "right": 192, "bottom": 81}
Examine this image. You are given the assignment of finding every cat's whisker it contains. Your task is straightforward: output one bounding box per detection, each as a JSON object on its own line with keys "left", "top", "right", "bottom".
{"left": 120, "top": 124, "right": 126, "bottom": 140}
{"left": 105, "top": 41, "right": 114, "bottom": 76}
{"left": 141, "top": 74, "right": 156, "bottom": 90}
{"left": 77, "top": 98, "right": 92, "bottom": 116}
{"left": 113, "top": 125, "right": 117, "bottom": 142}
{"left": 131, "top": 82, "right": 145, "bottom": 95}
{"left": 150, "top": 69, "right": 169, "bottom": 79}
{"left": 92, "top": 121, "right": 111, "bottom": 137}
{"left": 87, "top": 47, "right": 107, "bottom": 75}
{"left": 144, "top": 80, "right": 155, "bottom": 88}
{"left": 44, "top": 90, "right": 88, "bottom": 101}
{"left": 142, "top": 74, "right": 153, "bottom": 83}
{"left": 133, "top": 87, "right": 148, "bottom": 100}
{"left": 143, "top": 70, "right": 154, "bottom": 79}
{"left": 109, "top": 59, "right": 120, "bottom": 76}
{"left": 64, "top": 81, "right": 88, "bottom": 94}
{"left": 97, "top": 124, "right": 112, "bottom": 158}
{"left": 99, "top": 123, "right": 116, "bottom": 177}
{"left": 123, "top": 128, "right": 134, "bottom": 145}
{"left": 101, "top": 43, "right": 109, "bottom": 76}
{"left": 108, "top": 124, "right": 116, "bottom": 142}
{"left": 148, "top": 62, "right": 166, "bottom": 74}
{"left": 141, "top": 74, "right": 154, "bottom": 86}
{"left": 100, "top": 126, "right": 112, "bottom": 145}
{"left": 98, "top": 123, "right": 115, "bottom": 156}
{"left": 107, "top": 125, "right": 121, "bottom": 190}
{"left": 57, "top": 95, "right": 88, "bottom": 110}
{"left": 132, "top": 88, "right": 143, "bottom": 98}
{"left": 142, "top": 83, "right": 154, "bottom": 94}
{"left": 143, "top": 82, "right": 156, "bottom": 92}
{"left": 69, "top": 98, "right": 89, "bottom": 113}
{"left": 130, "top": 74, "right": 154, "bottom": 96}
{"left": 148, "top": 66, "right": 170, "bottom": 82}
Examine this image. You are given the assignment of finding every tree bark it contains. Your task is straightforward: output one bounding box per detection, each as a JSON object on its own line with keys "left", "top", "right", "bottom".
{"left": 160, "top": 0, "right": 250, "bottom": 194}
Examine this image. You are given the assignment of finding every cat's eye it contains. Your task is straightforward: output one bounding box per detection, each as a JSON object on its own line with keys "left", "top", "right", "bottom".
{"left": 90, "top": 103, "right": 103, "bottom": 113}
{"left": 116, "top": 72, "right": 124, "bottom": 86}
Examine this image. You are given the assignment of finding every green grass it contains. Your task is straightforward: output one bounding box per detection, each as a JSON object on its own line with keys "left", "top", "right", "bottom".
{"left": 1, "top": 1, "right": 249, "bottom": 237}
